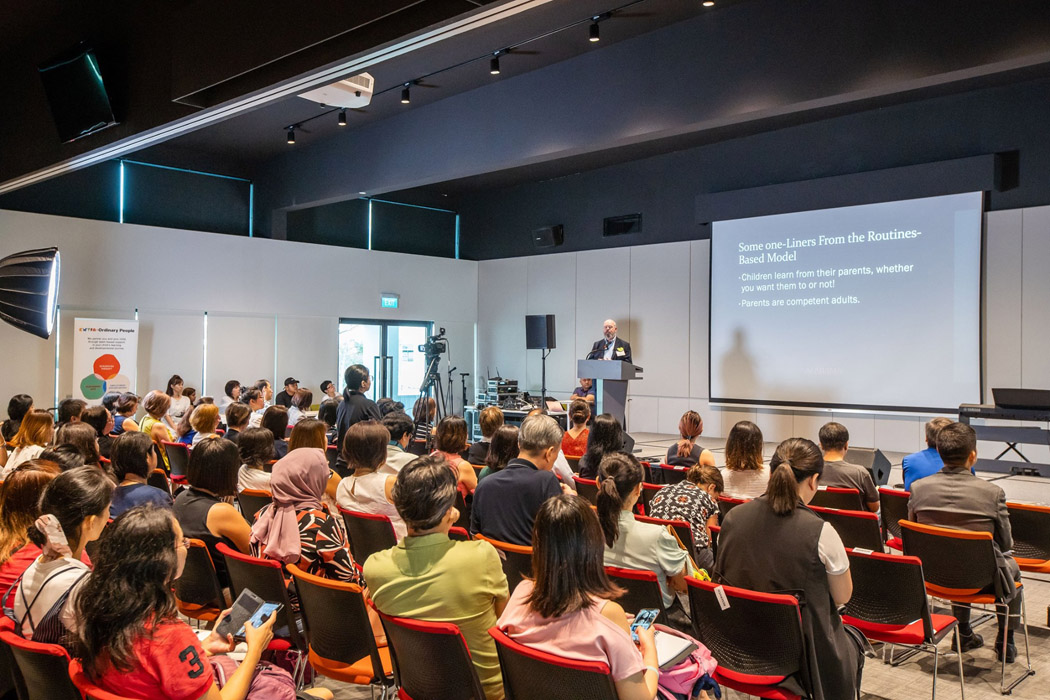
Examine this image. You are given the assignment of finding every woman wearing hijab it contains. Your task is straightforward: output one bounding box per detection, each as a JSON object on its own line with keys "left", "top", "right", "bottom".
{"left": 249, "top": 447, "right": 361, "bottom": 586}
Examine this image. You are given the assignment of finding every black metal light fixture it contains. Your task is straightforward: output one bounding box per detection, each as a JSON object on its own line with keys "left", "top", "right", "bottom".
{"left": 338, "top": 109, "right": 347, "bottom": 126}
{"left": 401, "top": 84, "right": 411, "bottom": 104}
{"left": 490, "top": 55, "right": 501, "bottom": 75}
{"left": 589, "top": 21, "right": 600, "bottom": 42}
{"left": 0, "top": 247, "right": 61, "bottom": 339}
{"left": 287, "top": 127, "right": 296, "bottom": 144}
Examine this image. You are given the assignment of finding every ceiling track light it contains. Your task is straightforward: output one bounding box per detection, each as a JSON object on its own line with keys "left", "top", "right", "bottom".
{"left": 338, "top": 109, "right": 347, "bottom": 126}
{"left": 589, "top": 20, "right": 600, "bottom": 42}
{"left": 286, "top": 127, "right": 296, "bottom": 144}
{"left": 401, "top": 84, "right": 411, "bottom": 104}
{"left": 490, "top": 55, "right": 501, "bottom": 75}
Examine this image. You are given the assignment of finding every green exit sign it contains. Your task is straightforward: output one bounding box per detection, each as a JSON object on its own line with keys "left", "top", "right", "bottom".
{"left": 381, "top": 293, "right": 399, "bottom": 309}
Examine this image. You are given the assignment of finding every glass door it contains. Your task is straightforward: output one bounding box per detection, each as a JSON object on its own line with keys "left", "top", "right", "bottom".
{"left": 338, "top": 319, "right": 432, "bottom": 407}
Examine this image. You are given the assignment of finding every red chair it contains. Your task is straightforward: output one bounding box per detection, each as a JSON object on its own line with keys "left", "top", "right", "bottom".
{"left": 809, "top": 486, "right": 863, "bottom": 511}
{"left": 454, "top": 490, "right": 473, "bottom": 531}
{"left": 636, "top": 482, "right": 661, "bottom": 516}
{"left": 841, "top": 548, "right": 963, "bottom": 699}
{"left": 708, "top": 523, "right": 720, "bottom": 559}
{"left": 69, "top": 659, "right": 139, "bottom": 699}
{"left": 489, "top": 626, "right": 618, "bottom": 700}
{"left": 656, "top": 462, "right": 689, "bottom": 485}
{"left": 604, "top": 566, "right": 667, "bottom": 625}
{"left": 146, "top": 467, "right": 171, "bottom": 496}
{"left": 686, "top": 578, "right": 810, "bottom": 700}
{"left": 1007, "top": 501, "right": 1050, "bottom": 625}
{"left": 572, "top": 476, "right": 598, "bottom": 505}
{"left": 808, "top": 506, "right": 883, "bottom": 550}
{"left": 448, "top": 526, "right": 470, "bottom": 541}
{"left": 339, "top": 507, "right": 398, "bottom": 565}
{"left": 635, "top": 513, "right": 701, "bottom": 564}
{"left": 173, "top": 538, "right": 226, "bottom": 624}
{"left": 375, "top": 611, "right": 486, "bottom": 700}
{"left": 161, "top": 440, "right": 190, "bottom": 481}
{"left": 474, "top": 534, "right": 532, "bottom": 594}
{"left": 326, "top": 444, "right": 339, "bottom": 471}
{"left": 717, "top": 495, "right": 749, "bottom": 523}
{"left": 0, "top": 623, "right": 80, "bottom": 700}
{"left": 236, "top": 488, "right": 272, "bottom": 524}
{"left": 878, "top": 487, "right": 909, "bottom": 551}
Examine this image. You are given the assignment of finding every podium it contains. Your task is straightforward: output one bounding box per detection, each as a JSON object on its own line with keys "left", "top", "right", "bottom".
{"left": 577, "top": 359, "right": 643, "bottom": 429}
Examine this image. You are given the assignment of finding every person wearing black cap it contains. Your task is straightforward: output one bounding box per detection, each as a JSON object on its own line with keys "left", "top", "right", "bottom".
{"left": 274, "top": 377, "right": 299, "bottom": 408}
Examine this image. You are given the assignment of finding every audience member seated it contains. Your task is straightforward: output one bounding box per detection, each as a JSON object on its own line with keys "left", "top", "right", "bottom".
{"left": 173, "top": 438, "right": 251, "bottom": 588}
{"left": 817, "top": 422, "right": 879, "bottom": 511}
{"left": 73, "top": 506, "right": 333, "bottom": 700}
{"left": 250, "top": 448, "right": 362, "bottom": 588}
{"left": 287, "top": 389, "right": 313, "bottom": 425}
{"left": 243, "top": 388, "right": 266, "bottom": 428}
{"left": 467, "top": 406, "right": 504, "bottom": 465}
{"left": 381, "top": 412, "right": 416, "bottom": 475}
{"left": 55, "top": 398, "right": 86, "bottom": 433}
{"left": 318, "top": 401, "right": 339, "bottom": 445}
{"left": 648, "top": 464, "right": 723, "bottom": 571}
{"left": 175, "top": 404, "right": 198, "bottom": 446}
{"left": 55, "top": 422, "right": 103, "bottom": 469}
{"left": 223, "top": 402, "right": 250, "bottom": 445}
{"left": 0, "top": 461, "right": 63, "bottom": 596}
{"left": 237, "top": 427, "right": 275, "bottom": 493}
{"left": 365, "top": 455, "right": 509, "bottom": 700}
{"left": 101, "top": 391, "right": 121, "bottom": 414}
{"left": 255, "top": 378, "right": 274, "bottom": 407}
{"left": 110, "top": 432, "right": 173, "bottom": 518}
{"left": 274, "top": 377, "right": 299, "bottom": 408}
{"left": 261, "top": 405, "right": 290, "bottom": 459}
{"left": 164, "top": 374, "right": 191, "bottom": 432}
{"left": 140, "top": 390, "right": 175, "bottom": 466}
{"left": 716, "top": 438, "right": 862, "bottom": 699}
{"left": 376, "top": 397, "right": 405, "bottom": 417}
{"left": 184, "top": 387, "right": 198, "bottom": 406}
{"left": 288, "top": 418, "right": 342, "bottom": 504}
{"left": 471, "top": 414, "right": 566, "bottom": 545}
{"left": 319, "top": 379, "right": 338, "bottom": 405}
{"left": 571, "top": 376, "right": 596, "bottom": 403}
{"left": 2, "top": 393, "right": 33, "bottom": 441}
{"left": 412, "top": 396, "right": 436, "bottom": 441}
{"left": 112, "top": 392, "right": 140, "bottom": 435}
{"left": 80, "top": 405, "right": 115, "bottom": 460}
{"left": 433, "top": 416, "right": 479, "bottom": 495}
{"left": 722, "top": 420, "right": 768, "bottom": 499}
{"left": 335, "top": 365, "right": 382, "bottom": 444}
{"left": 665, "top": 411, "right": 715, "bottom": 468}
{"left": 497, "top": 494, "right": 660, "bottom": 700}
{"left": 190, "top": 404, "right": 221, "bottom": 447}
{"left": 2, "top": 409, "right": 54, "bottom": 476}
{"left": 219, "top": 379, "right": 241, "bottom": 413}
{"left": 578, "top": 413, "right": 628, "bottom": 479}
{"left": 561, "top": 400, "right": 590, "bottom": 459}
{"left": 337, "top": 421, "right": 406, "bottom": 539}
{"left": 598, "top": 453, "right": 690, "bottom": 629}
{"left": 13, "top": 467, "right": 113, "bottom": 646}
{"left": 902, "top": 416, "right": 954, "bottom": 491}
{"left": 908, "top": 421, "right": 1022, "bottom": 662}
{"left": 38, "top": 445, "right": 85, "bottom": 472}
{"left": 524, "top": 408, "right": 577, "bottom": 491}
{"left": 479, "top": 425, "right": 519, "bottom": 482}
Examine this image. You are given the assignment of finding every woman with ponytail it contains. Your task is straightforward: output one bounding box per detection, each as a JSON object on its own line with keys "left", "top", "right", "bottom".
{"left": 597, "top": 453, "right": 689, "bottom": 630}
{"left": 664, "top": 411, "right": 715, "bottom": 468}
{"left": 714, "top": 438, "right": 862, "bottom": 700}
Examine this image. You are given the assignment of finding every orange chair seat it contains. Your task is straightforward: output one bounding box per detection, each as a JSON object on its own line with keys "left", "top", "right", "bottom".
{"left": 1014, "top": 557, "right": 1050, "bottom": 574}
{"left": 308, "top": 646, "right": 391, "bottom": 685}
{"left": 925, "top": 580, "right": 1021, "bottom": 604}
{"left": 175, "top": 602, "right": 222, "bottom": 623}
{"left": 842, "top": 613, "right": 957, "bottom": 645}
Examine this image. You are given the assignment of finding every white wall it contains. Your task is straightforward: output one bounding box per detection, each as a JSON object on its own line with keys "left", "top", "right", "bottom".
{"left": 475, "top": 206, "right": 1050, "bottom": 455}
{"left": 0, "top": 209, "right": 478, "bottom": 409}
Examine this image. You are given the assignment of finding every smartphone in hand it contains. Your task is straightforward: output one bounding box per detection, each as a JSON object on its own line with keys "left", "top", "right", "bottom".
{"left": 630, "top": 608, "right": 660, "bottom": 642}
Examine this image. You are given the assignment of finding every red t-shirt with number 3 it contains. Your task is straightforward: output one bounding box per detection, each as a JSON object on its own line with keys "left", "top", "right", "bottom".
{"left": 97, "top": 619, "right": 215, "bottom": 700}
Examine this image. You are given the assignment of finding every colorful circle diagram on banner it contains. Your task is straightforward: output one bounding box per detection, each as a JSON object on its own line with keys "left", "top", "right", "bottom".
{"left": 80, "top": 353, "right": 125, "bottom": 399}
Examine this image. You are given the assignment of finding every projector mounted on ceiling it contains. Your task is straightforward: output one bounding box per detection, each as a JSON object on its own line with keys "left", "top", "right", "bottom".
{"left": 298, "top": 72, "right": 374, "bottom": 109}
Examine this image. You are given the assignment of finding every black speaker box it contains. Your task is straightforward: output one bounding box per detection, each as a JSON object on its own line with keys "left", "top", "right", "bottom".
{"left": 532, "top": 225, "right": 564, "bottom": 248}
{"left": 525, "top": 314, "right": 556, "bottom": 350}
{"left": 845, "top": 447, "right": 891, "bottom": 486}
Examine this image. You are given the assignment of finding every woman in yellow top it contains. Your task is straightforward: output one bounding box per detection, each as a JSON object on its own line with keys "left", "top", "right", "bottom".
{"left": 139, "top": 390, "right": 174, "bottom": 467}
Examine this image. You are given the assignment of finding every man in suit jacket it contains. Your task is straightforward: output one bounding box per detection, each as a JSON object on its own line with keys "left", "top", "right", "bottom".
{"left": 908, "top": 421, "right": 1021, "bottom": 662}
{"left": 587, "top": 319, "right": 632, "bottom": 363}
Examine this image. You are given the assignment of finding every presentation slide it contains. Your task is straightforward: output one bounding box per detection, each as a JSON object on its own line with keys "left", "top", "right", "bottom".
{"left": 709, "top": 192, "right": 982, "bottom": 411}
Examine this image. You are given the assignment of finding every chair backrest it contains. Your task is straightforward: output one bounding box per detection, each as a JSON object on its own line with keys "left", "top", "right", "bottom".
{"left": 637, "top": 483, "right": 661, "bottom": 516}
{"left": 898, "top": 520, "right": 997, "bottom": 596}
{"left": 454, "top": 490, "right": 472, "bottom": 530}
{"left": 841, "top": 548, "right": 934, "bottom": 640}
{"left": 407, "top": 439, "right": 428, "bottom": 456}
{"left": 161, "top": 440, "right": 190, "bottom": 480}
{"left": 878, "top": 487, "right": 910, "bottom": 542}
{"left": 474, "top": 534, "right": 533, "bottom": 594}
{"left": 215, "top": 542, "right": 305, "bottom": 649}
{"left": 657, "top": 463, "right": 688, "bottom": 485}
{"left": 708, "top": 524, "right": 720, "bottom": 558}
{"left": 565, "top": 456, "right": 581, "bottom": 473}
{"left": 634, "top": 513, "right": 698, "bottom": 562}
{"left": 717, "top": 495, "right": 748, "bottom": 522}
{"left": 572, "top": 476, "right": 599, "bottom": 505}
{"left": 685, "top": 578, "right": 808, "bottom": 691}
{"left": 1006, "top": 502, "right": 1050, "bottom": 562}
{"left": 809, "top": 486, "right": 864, "bottom": 511}
{"left": 376, "top": 611, "right": 486, "bottom": 700}
{"left": 68, "top": 658, "right": 138, "bottom": 700}
{"left": 173, "top": 538, "right": 226, "bottom": 618}
{"left": 0, "top": 627, "right": 80, "bottom": 700}
{"left": 325, "top": 444, "right": 338, "bottom": 471}
{"left": 338, "top": 507, "right": 398, "bottom": 564}
{"left": 286, "top": 563, "right": 386, "bottom": 683}
{"left": 146, "top": 468, "right": 171, "bottom": 495}
{"left": 808, "top": 506, "right": 883, "bottom": 550}
{"left": 236, "top": 488, "right": 272, "bottom": 524}
{"left": 604, "top": 566, "right": 667, "bottom": 624}
{"left": 489, "top": 626, "right": 618, "bottom": 700}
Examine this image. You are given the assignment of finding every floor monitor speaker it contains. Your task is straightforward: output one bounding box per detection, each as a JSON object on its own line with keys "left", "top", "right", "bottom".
{"left": 845, "top": 447, "right": 891, "bottom": 486}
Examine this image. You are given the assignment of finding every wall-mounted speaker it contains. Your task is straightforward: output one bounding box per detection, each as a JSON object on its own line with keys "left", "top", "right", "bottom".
{"left": 844, "top": 447, "right": 891, "bottom": 486}
{"left": 525, "top": 314, "right": 556, "bottom": 350}
{"left": 532, "top": 225, "right": 564, "bottom": 248}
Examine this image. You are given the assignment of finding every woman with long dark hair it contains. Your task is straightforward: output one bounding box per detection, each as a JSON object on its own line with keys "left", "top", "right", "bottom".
{"left": 164, "top": 374, "right": 191, "bottom": 432}
{"left": 73, "top": 506, "right": 332, "bottom": 700}
{"left": 432, "top": 416, "right": 478, "bottom": 494}
{"left": 261, "top": 406, "right": 290, "bottom": 459}
{"left": 497, "top": 494, "right": 660, "bottom": 700}
{"left": 722, "top": 420, "right": 767, "bottom": 498}
{"left": 478, "top": 425, "right": 518, "bottom": 482}
{"left": 715, "top": 437, "right": 861, "bottom": 700}
{"left": 578, "top": 413, "right": 626, "bottom": 479}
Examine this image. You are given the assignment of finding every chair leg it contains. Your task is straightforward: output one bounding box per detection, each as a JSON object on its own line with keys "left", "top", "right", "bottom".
{"left": 931, "top": 645, "right": 938, "bottom": 700}
{"left": 998, "top": 591, "right": 1035, "bottom": 695}
{"left": 953, "top": 628, "right": 965, "bottom": 700}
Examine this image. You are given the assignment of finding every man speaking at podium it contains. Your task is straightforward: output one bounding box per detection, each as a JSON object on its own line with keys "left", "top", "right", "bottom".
{"left": 587, "top": 319, "right": 632, "bottom": 363}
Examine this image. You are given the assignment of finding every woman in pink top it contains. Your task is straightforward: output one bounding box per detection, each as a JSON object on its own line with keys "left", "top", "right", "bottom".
{"left": 432, "top": 416, "right": 478, "bottom": 496}
{"left": 497, "top": 494, "right": 660, "bottom": 700}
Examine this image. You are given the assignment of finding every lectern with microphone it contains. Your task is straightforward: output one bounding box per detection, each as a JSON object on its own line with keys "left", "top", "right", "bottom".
{"left": 577, "top": 359, "right": 642, "bottom": 429}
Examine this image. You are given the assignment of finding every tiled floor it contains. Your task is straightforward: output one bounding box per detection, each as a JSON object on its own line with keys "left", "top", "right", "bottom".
{"left": 314, "top": 433, "right": 1050, "bottom": 699}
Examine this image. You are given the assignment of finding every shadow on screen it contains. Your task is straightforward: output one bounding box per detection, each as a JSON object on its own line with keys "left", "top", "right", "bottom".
{"left": 720, "top": 327, "right": 757, "bottom": 399}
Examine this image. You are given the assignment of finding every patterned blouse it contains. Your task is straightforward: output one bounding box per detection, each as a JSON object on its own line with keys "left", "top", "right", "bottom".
{"left": 251, "top": 505, "right": 362, "bottom": 587}
{"left": 647, "top": 481, "right": 717, "bottom": 549}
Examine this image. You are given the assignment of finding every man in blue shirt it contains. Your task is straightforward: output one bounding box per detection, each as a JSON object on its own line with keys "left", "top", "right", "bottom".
{"left": 902, "top": 417, "right": 953, "bottom": 490}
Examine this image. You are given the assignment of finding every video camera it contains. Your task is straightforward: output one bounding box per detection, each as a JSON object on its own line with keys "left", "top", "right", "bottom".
{"left": 419, "top": 328, "right": 447, "bottom": 357}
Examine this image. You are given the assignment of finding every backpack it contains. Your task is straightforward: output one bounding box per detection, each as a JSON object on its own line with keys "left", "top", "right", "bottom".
{"left": 652, "top": 624, "right": 722, "bottom": 700}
